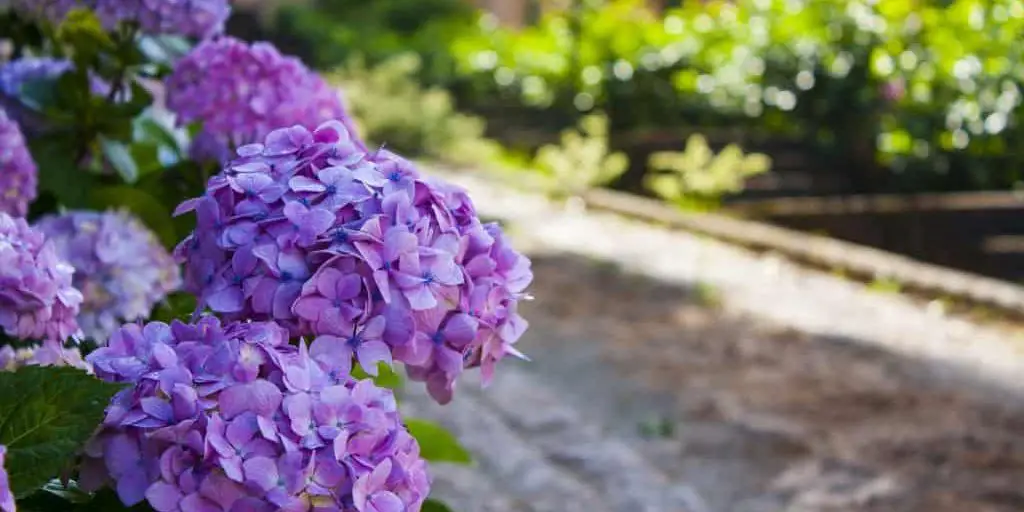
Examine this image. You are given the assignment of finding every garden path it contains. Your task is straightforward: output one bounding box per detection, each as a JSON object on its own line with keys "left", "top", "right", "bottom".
{"left": 402, "top": 171, "right": 1024, "bottom": 512}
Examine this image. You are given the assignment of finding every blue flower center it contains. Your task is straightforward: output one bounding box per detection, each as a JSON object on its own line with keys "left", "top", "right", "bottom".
{"left": 347, "top": 334, "right": 362, "bottom": 347}
{"left": 232, "top": 274, "right": 244, "bottom": 285}
{"left": 333, "top": 230, "right": 348, "bottom": 243}
{"left": 431, "top": 331, "right": 444, "bottom": 345}
{"left": 388, "top": 171, "right": 402, "bottom": 182}
{"left": 422, "top": 272, "right": 435, "bottom": 284}
{"left": 325, "top": 184, "right": 338, "bottom": 195}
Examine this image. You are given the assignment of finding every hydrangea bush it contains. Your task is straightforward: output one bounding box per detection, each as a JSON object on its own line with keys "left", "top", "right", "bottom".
{"left": 35, "top": 210, "right": 181, "bottom": 343}
{"left": 0, "top": 2, "right": 528, "bottom": 511}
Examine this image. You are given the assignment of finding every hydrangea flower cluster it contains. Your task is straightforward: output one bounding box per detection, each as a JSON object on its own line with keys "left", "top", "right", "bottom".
{"left": 34, "top": 210, "right": 181, "bottom": 343}
{"left": 9, "top": 0, "right": 230, "bottom": 39}
{"left": 83, "top": 317, "right": 430, "bottom": 511}
{"left": 174, "top": 121, "right": 533, "bottom": 404}
{"left": 0, "top": 109, "right": 37, "bottom": 217}
{"left": 0, "top": 445, "right": 12, "bottom": 512}
{"left": 0, "top": 57, "right": 116, "bottom": 135}
{"left": 0, "top": 212, "right": 82, "bottom": 343}
{"left": 0, "top": 339, "right": 88, "bottom": 372}
{"left": 165, "top": 36, "right": 364, "bottom": 163}
{"left": 0, "top": 57, "right": 73, "bottom": 100}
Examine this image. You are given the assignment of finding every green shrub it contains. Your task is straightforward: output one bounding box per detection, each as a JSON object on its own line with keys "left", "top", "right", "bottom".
{"left": 450, "top": 0, "right": 1024, "bottom": 192}
{"left": 532, "top": 112, "right": 629, "bottom": 197}
{"left": 329, "top": 54, "right": 504, "bottom": 165}
{"left": 646, "top": 134, "right": 771, "bottom": 210}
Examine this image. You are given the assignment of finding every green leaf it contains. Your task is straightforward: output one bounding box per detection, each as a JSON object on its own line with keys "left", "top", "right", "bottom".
{"left": 56, "top": 8, "right": 115, "bottom": 67}
{"left": 150, "top": 292, "right": 197, "bottom": 323}
{"left": 404, "top": 419, "right": 472, "bottom": 464}
{"left": 351, "top": 362, "right": 404, "bottom": 391}
{"left": 421, "top": 499, "right": 455, "bottom": 512}
{"left": 88, "top": 185, "right": 176, "bottom": 248}
{"left": 0, "top": 367, "right": 122, "bottom": 498}
{"left": 18, "top": 486, "right": 154, "bottom": 511}
{"left": 16, "top": 77, "right": 60, "bottom": 113}
{"left": 29, "top": 136, "right": 93, "bottom": 208}
{"left": 134, "top": 116, "right": 184, "bottom": 158}
{"left": 98, "top": 136, "right": 138, "bottom": 182}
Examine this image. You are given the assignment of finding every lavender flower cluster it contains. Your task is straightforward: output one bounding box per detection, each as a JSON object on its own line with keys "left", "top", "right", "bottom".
{"left": 165, "top": 36, "right": 363, "bottom": 163}
{"left": 83, "top": 317, "right": 429, "bottom": 511}
{"left": 0, "top": 57, "right": 119, "bottom": 137}
{"left": 0, "top": 212, "right": 82, "bottom": 343}
{"left": 0, "top": 109, "right": 37, "bottom": 217}
{"left": 9, "top": 0, "right": 230, "bottom": 39}
{"left": 175, "top": 120, "right": 532, "bottom": 404}
{"left": 0, "top": 339, "right": 88, "bottom": 371}
{"left": 0, "top": 57, "right": 73, "bottom": 104}
{"left": 35, "top": 210, "right": 181, "bottom": 343}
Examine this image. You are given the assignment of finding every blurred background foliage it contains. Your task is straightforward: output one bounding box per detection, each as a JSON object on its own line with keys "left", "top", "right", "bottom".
{"left": 231, "top": 0, "right": 1024, "bottom": 200}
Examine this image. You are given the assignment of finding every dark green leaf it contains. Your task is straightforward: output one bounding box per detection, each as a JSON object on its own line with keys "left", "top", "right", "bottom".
{"left": 53, "top": 69, "right": 92, "bottom": 112}
{"left": 88, "top": 185, "right": 177, "bottom": 248}
{"left": 16, "top": 77, "right": 60, "bottom": 113}
{"left": 18, "top": 486, "right": 154, "bottom": 511}
{"left": 421, "top": 498, "right": 455, "bottom": 512}
{"left": 150, "top": 292, "right": 197, "bottom": 323}
{"left": 134, "top": 116, "right": 183, "bottom": 158}
{"left": 29, "top": 136, "right": 93, "bottom": 208}
{"left": 404, "top": 419, "right": 472, "bottom": 464}
{"left": 0, "top": 367, "right": 122, "bottom": 498}
{"left": 98, "top": 136, "right": 138, "bottom": 182}
{"left": 130, "top": 141, "right": 165, "bottom": 177}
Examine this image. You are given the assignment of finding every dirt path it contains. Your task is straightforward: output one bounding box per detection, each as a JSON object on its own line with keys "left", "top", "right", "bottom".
{"left": 403, "top": 173, "right": 1024, "bottom": 512}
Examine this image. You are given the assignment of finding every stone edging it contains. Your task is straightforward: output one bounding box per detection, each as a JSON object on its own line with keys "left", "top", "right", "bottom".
{"left": 581, "top": 187, "right": 1024, "bottom": 315}
{"left": 434, "top": 163, "right": 1024, "bottom": 316}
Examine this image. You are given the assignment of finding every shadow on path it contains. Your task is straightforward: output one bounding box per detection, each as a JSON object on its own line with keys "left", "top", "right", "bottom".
{"left": 514, "top": 252, "right": 1024, "bottom": 512}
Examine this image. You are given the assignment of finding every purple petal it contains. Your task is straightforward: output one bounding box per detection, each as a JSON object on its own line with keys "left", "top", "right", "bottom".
{"left": 206, "top": 286, "right": 244, "bottom": 313}
{"left": 145, "top": 482, "right": 183, "bottom": 512}
{"left": 356, "top": 341, "right": 392, "bottom": 376}
{"left": 242, "top": 457, "right": 279, "bottom": 492}
{"left": 442, "top": 313, "right": 479, "bottom": 348}
{"left": 219, "top": 381, "right": 283, "bottom": 420}
{"left": 115, "top": 469, "right": 151, "bottom": 506}
{"left": 292, "top": 296, "right": 332, "bottom": 322}
{"left": 289, "top": 175, "right": 326, "bottom": 193}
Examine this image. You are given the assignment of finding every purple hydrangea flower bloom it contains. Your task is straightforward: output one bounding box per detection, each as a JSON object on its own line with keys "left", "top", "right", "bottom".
{"left": 0, "top": 57, "right": 72, "bottom": 133}
{"left": 0, "top": 109, "right": 37, "bottom": 217}
{"left": 10, "top": 0, "right": 230, "bottom": 38}
{"left": 0, "top": 339, "right": 88, "bottom": 372}
{"left": 0, "top": 212, "right": 82, "bottom": 342}
{"left": 84, "top": 318, "right": 430, "bottom": 511}
{"left": 0, "top": 445, "right": 12, "bottom": 512}
{"left": 34, "top": 210, "right": 181, "bottom": 343}
{"left": 166, "top": 37, "right": 364, "bottom": 162}
{"left": 175, "top": 120, "right": 533, "bottom": 403}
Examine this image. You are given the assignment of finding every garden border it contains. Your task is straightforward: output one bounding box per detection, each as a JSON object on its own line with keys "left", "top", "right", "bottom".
{"left": 582, "top": 187, "right": 1024, "bottom": 314}
{"left": 438, "top": 164, "right": 1024, "bottom": 317}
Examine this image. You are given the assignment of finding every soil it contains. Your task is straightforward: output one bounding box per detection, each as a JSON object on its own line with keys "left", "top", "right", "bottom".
{"left": 517, "top": 253, "right": 1024, "bottom": 512}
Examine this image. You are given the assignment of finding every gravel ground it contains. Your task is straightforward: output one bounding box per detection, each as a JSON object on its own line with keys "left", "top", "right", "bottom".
{"left": 402, "top": 172, "right": 1024, "bottom": 512}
